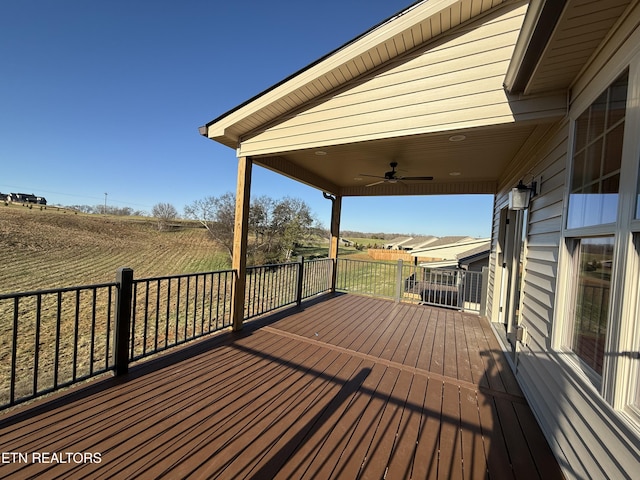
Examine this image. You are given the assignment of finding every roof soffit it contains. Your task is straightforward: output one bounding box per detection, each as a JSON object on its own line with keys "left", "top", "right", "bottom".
{"left": 505, "top": 0, "right": 634, "bottom": 96}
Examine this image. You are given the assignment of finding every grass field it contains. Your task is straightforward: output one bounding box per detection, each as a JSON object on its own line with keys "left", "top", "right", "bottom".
{"left": 0, "top": 205, "right": 237, "bottom": 295}
{"left": 0, "top": 205, "right": 386, "bottom": 296}
{"left": 0, "top": 205, "right": 379, "bottom": 296}
{"left": 0, "top": 205, "right": 397, "bottom": 407}
{"left": 0, "top": 205, "right": 331, "bottom": 406}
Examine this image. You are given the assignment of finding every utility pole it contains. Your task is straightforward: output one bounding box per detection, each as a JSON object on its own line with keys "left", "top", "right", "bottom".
{"left": 104, "top": 192, "right": 108, "bottom": 215}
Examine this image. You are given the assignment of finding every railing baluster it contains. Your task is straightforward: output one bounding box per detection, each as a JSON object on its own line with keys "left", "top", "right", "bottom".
{"left": 73, "top": 289, "right": 80, "bottom": 381}
{"left": 207, "top": 273, "right": 213, "bottom": 332}
{"left": 175, "top": 277, "right": 181, "bottom": 344}
{"left": 155, "top": 279, "right": 161, "bottom": 352}
{"left": 192, "top": 274, "right": 199, "bottom": 337}
{"left": 33, "top": 294, "right": 42, "bottom": 395}
{"left": 143, "top": 281, "right": 150, "bottom": 356}
{"left": 165, "top": 278, "right": 171, "bottom": 349}
{"left": 216, "top": 274, "right": 222, "bottom": 329}
{"left": 106, "top": 287, "right": 112, "bottom": 371}
{"left": 185, "top": 276, "right": 190, "bottom": 340}
{"left": 130, "top": 283, "right": 138, "bottom": 359}
{"left": 90, "top": 288, "right": 97, "bottom": 375}
{"left": 10, "top": 298, "right": 19, "bottom": 405}
{"left": 55, "top": 292, "right": 62, "bottom": 388}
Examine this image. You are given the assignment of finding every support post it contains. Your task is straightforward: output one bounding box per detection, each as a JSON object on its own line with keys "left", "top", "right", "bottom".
{"left": 231, "top": 156, "right": 252, "bottom": 331}
{"left": 324, "top": 193, "right": 342, "bottom": 293}
{"left": 115, "top": 267, "right": 133, "bottom": 375}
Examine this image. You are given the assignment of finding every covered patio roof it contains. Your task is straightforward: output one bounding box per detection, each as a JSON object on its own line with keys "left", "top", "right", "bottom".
{"left": 198, "top": 0, "right": 635, "bottom": 330}
{"left": 200, "top": 0, "right": 631, "bottom": 198}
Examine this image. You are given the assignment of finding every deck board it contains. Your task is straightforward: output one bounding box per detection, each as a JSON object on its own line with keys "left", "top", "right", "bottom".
{"left": 0, "top": 294, "right": 563, "bottom": 479}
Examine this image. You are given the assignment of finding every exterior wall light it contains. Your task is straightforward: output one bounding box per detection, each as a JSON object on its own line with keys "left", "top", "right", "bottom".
{"left": 509, "top": 179, "right": 537, "bottom": 210}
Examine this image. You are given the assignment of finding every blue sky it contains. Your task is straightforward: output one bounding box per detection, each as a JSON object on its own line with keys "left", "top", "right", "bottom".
{"left": 1, "top": 0, "right": 493, "bottom": 237}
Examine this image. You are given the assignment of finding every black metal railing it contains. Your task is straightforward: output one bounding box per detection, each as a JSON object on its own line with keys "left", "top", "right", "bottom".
{"left": 301, "top": 258, "right": 334, "bottom": 300}
{"left": 130, "top": 270, "right": 234, "bottom": 362}
{"left": 1, "top": 257, "right": 482, "bottom": 410}
{"left": 245, "top": 263, "right": 299, "bottom": 319}
{"left": 244, "top": 257, "right": 334, "bottom": 320}
{"left": 336, "top": 259, "right": 399, "bottom": 299}
{"left": 337, "top": 258, "right": 485, "bottom": 312}
{"left": 1, "top": 282, "right": 118, "bottom": 409}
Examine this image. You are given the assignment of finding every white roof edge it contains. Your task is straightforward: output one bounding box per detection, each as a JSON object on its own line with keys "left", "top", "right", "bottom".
{"left": 418, "top": 259, "right": 459, "bottom": 268}
{"left": 410, "top": 237, "right": 491, "bottom": 255}
{"left": 204, "top": 0, "right": 463, "bottom": 139}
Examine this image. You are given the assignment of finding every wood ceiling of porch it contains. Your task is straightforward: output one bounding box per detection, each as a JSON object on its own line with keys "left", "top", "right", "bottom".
{"left": 253, "top": 121, "right": 546, "bottom": 196}
{"left": 1, "top": 294, "right": 563, "bottom": 479}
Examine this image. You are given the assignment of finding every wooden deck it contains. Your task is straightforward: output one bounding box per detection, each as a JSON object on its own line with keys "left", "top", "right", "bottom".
{"left": 0, "top": 294, "right": 563, "bottom": 479}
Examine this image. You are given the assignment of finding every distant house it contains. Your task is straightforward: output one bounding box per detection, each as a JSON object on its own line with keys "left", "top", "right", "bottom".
{"left": 457, "top": 243, "right": 491, "bottom": 272}
{"left": 382, "top": 236, "right": 413, "bottom": 249}
{"left": 7, "top": 193, "right": 47, "bottom": 205}
{"left": 396, "top": 235, "right": 437, "bottom": 251}
{"left": 411, "top": 237, "right": 489, "bottom": 268}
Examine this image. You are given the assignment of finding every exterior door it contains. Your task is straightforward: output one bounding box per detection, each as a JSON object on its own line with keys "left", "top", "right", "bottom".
{"left": 497, "top": 207, "right": 526, "bottom": 350}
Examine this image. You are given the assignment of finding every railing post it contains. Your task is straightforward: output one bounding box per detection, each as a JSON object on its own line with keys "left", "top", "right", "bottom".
{"left": 480, "top": 266, "right": 489, "bottom": 316}
{"left": 457, "top": 270, "right": 465, "bottom": 310}
{"left": 330, "top": 258, "right": 338, "bottom": 293}
{"left": 115, "top": 267, "right": 133, "bottom": 375}
{"left": 395, "top": 259, "right": 403, "bottom": 303}
{"left": 296, "top": 256, "right": 305, "bottom": 306}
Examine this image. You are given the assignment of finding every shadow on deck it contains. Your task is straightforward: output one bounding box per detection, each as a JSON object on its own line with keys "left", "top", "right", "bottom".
{"left": 0, "top": 294, "right": 563, "bottom": 479}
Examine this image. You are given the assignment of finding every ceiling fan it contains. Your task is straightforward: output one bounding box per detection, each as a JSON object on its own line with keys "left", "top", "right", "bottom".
{"left": 360, "top": 162, "right": 433, "bottom": 187}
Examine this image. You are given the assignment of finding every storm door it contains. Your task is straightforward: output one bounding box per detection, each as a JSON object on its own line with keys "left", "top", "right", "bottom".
{"left": 497, "top": 207, "right": 527, "bottom": 351}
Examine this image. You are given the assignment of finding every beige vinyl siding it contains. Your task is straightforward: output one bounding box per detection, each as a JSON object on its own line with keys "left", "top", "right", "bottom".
{"left": 491, "top": 9, "right": 640, "bottom": 471}
{"left": 519, "top": 132, "right": 565, "bottom": 349}
{"left": 208, "top": 0, "right": 521, "bottom": 148}
{"left": 492, "top": 119, "right": 640, "bottom": 478}
{"left": 487, "top": 120, "right": 567, "bottom": 326}
{"left": 239, "top": 4, "right": 539, "bottom": 157}
{"left": 499, "top": 120, "right": 639, "bottom": 478}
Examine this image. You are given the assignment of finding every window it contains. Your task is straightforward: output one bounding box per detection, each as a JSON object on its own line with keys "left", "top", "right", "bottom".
{"left": 567, "top": 72, "right": 628, "bottom": 229}
{"left": 563, "top": 72, "right": 628, "bottom": 382}
{"left": 569, "top": 237, "right": 614, "bottom": 376}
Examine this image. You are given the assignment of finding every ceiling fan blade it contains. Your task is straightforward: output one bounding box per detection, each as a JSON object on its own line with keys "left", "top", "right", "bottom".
{"left": 401, "top": 176, "right": 434, "bottom": 181}
{"left": 365, "top": 180, "right": 385, "bottom": 187}
{"left": 359, "top": 174, "right": 386, "bottom": 179}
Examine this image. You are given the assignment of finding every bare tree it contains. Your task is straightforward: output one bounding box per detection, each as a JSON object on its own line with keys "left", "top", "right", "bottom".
{"left": 184, "top": 193, "right": 317, "bottom": 264}
{"left": 184, "top": 193, "right": 235, "bottom": 258}
{"left": 152, "top": 202, "right": 178, "bottom": 230}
